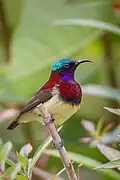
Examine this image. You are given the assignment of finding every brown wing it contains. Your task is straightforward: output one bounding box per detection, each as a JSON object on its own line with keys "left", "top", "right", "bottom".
{"left": 20, "top": 89, "right": 52, "bottom": 115}
{"left": 7, "top": 89, "right": 52, "bottom": 130}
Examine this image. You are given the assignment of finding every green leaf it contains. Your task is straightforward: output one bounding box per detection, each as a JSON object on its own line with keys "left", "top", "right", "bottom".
{"left": 104, "top": 107, "right": 120, "bottom": 116}
{"left": 15, "top": 144, "right": 32, "bottom": 175}
{"left": 100, "top": 126, "right": 120, "bottom": 144}
{"left": 28, "top": 126, "right": 62, "bottom": 178}
{"left": 10, "top": 162, "right": 21, "bottom": 180}
{"left": 17, "top": 152, "right": 27, "bottom": 175}
{"left": 6, "top": 158, "right": 16, "bottom": 168}
{"left": 81, "top": 120, "right": 96, "bottom": 136}
{"left": 96, "top": 118, "right": 104, "bottom": 136}
{"left": 0, "top": 138, "right": 3, "bottom": 150}
{"left": 44, "top": 149, "right": 120, "bottom": 180}
{"left": 0, "top": 151, "right": 6, "bottom": 161}
{"left": 55, "top": 19, "right": 120, "bottom": 35}
{"left": 94, "top": 159, "right": 120, "bottom": 170}
{"left": 28, "top": 136, "right": 52, "bottom": 178}
{"left": 0, "top": 141, "right": 12, "bottom": 171}
{"left": 6, "top": 158, "right": 24, "bottom": 176}
{"left": 3, "top": 166, "right": 14, "bottom": 177}
{"left": 97, "top": 144, "right": 120, "bottom": 171}
{"left": 20, "top": 143, "right": 33, "bottom": 158}
{"left": 97, "top": 144, "right": 120, "bottom": 160}
{"left": 2, "top": 0, "right": 111, "bottom": 98}
{"left": 16, "top": 175, "right": 28, "bottom": 180}
{"left": 82, "top": 85, "right": 120, "bottom": 100}
{"left": 0, "top": 88, "right": 25, "bottom": 103}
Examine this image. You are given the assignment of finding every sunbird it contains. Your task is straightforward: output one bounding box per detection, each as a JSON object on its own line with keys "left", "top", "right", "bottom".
{"left": 7, "top": 58, "right": 91, "bottom": 130}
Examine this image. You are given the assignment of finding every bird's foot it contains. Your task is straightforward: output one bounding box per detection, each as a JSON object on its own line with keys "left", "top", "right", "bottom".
{"left": 52, "top": 141, "right": 55, "bottom": 147}
{"left": 44, "top": 115, "right": 55, "bottom": 126}
{"left": 52, "top": 139, "right": 64, "bottom": 150}
{"left": 58, "top": 139, "right": 64, "bottom": 150}
{"left": 50, "top": 115, "right": 55, "bottom": 123}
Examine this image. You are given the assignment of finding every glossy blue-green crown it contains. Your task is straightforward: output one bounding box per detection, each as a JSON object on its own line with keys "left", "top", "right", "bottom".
{"left": 52, "top": 58, "right": 73, "bottom": 71}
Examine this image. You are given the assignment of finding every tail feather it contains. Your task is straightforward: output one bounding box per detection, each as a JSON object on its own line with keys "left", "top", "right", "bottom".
{"left": 7, "top": 120, "right": 19, "bottom": 130}
{"left": 7, "top": 115, "right": 21, "bottom": 130}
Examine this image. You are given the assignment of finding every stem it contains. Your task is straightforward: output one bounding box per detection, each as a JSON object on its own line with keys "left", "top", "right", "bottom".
{"left": 33, "top": 167, "right": 64, "bottom": 180}
{"left": 77, "top": 164, "right": 83, "bottom": 180}
{"left": 103, "top": 32, "right": 120, "bottom": 125}
{"left": 37, "top": 104, "right": 78, "bottom": 180}
{"left": 0, "top": 0, "right": 11, "bottom": 63}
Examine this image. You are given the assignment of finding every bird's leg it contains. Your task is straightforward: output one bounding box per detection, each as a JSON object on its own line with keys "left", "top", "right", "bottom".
{"left": 52, "top": 141, "right": 55, "bottom": 147}
{"left": 43, "top": 115, "right": 55, "bottom": 126}
{"left": 49, "top": 115, "right": 55, "bottom": 146}
{"left": 52, "top": 139, "right": 64, "bottom": 150}
{"left": 58, "top": 139, "right": 64, "bottom": 150}
{"left": 50, "top": 115, "right": 55, "bottom": 123}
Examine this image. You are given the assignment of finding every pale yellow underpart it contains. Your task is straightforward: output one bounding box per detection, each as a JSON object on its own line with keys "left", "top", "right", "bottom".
{"left": 37, "top": 94, "right": 80, "bottom": 126}
{"left": 20, "top": 86, "right": 80, "bottom": 126}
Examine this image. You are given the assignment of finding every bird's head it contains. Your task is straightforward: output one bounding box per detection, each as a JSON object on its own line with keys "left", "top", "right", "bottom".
{"left": 52, "top": 58, "right": 92, "bottom": 81}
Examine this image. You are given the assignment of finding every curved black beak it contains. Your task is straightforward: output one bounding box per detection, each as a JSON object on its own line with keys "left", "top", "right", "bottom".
{"left": 75, "top": 59, "right": 93, "bottom": 67}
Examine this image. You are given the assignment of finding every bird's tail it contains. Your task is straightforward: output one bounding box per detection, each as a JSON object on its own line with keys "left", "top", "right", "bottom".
{"left": 7, "top": 115, "right": 20, "bottom": 130}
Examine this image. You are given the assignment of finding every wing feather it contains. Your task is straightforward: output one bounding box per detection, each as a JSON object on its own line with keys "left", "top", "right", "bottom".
{"left": 7, "top": 89, "right": 52, "bottom": 130}
{"left": 20, "top": 89, "right": 52, "bottom": 115}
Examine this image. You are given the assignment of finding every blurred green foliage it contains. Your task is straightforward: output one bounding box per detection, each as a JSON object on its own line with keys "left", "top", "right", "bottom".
{"left": 0, "top": 0, "right": 120, "bottom": 179}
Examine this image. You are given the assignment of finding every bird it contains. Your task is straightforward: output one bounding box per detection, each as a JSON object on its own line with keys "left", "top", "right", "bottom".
{"left": 7, "top": 58, "right": 92, "bottom": 130}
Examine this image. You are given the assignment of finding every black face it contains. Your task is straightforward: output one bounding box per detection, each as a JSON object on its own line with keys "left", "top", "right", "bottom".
{"left": 59, "top": 61, "right": 77, "bottom": 75}
{"left": 52, "top": 59, "right": 92, "bottom": 81}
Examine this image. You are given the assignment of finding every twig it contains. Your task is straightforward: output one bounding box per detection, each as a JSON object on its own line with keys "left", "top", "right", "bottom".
{"left": 57, "top": 161, "right": 74, "bottom": 177}
{"left": 37, "top": 104, "right": 77, "bottom": 180}
{"left": 33, "top": 167, "right": 64, "bottom": 180}
{"left": 77, "top": 164, "right": 83, "bottom": 180}
{"left": 56, "top": 167, "right": 66, "bottom": 177}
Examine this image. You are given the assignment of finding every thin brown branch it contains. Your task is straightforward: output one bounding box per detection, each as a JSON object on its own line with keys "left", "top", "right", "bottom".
{"left": 37, "top": 104, "right": 77, "bottom": 180}
{"left": 0, "top": 0, "right": 11, "bottom": 63}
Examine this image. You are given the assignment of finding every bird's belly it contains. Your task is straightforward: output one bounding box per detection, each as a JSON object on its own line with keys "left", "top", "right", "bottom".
{"left": 42, "top": 95, "right": 80, "bottom": 125}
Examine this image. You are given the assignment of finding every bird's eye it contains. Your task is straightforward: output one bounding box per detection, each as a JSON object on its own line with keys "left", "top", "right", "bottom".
{"left": 64, "top": 64, "right": 70, "bottom": 68}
